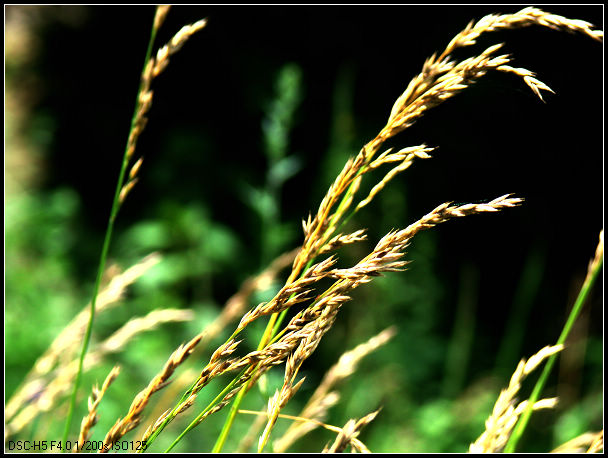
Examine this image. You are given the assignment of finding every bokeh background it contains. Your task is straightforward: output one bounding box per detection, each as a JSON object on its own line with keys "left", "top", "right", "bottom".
{"left": 5, "top": 5, "right": 603, "bottom": 453}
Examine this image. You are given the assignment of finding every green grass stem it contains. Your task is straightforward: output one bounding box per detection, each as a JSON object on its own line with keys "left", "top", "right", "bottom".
{"left": 61, "top": 11, "right": 160, "bottom": 448}
{"left": 504, "top": 254, "right": 603, "bottom": 452}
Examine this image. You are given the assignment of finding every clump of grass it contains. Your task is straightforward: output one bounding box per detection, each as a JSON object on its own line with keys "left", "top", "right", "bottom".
{"left": 5, "top": 6, "right": 602, "bottom": 454}
{"left": 5, "top": 254, "right": 161, "bottom": 438}
{"left": 137, "top": 7, "right": 600, "bottom": 453}
{"left": 99, "top": 333, "right": 201, "bottom": 452}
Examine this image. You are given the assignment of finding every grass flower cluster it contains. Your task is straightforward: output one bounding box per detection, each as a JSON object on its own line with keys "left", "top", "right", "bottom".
{"left": 5, "top": 6, "right": 602, "bottom": 453}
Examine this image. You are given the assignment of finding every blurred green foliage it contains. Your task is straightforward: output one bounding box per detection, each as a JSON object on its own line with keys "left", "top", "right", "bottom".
{"left": 6, "top": 189, "right": 83, "bottom": 394}
{"left": 244, "top": 62, "right": 303, "bottom": 267}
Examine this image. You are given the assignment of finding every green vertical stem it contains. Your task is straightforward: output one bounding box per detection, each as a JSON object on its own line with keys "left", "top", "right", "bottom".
{"left": 504, "top": 256, "right": 603, "bottom": 453}
{"left": 496, "top": 246, "right": 546, "bottom": 375}
{"left": 61, "top": 12, "right": 160, "bottom": 446}
{"left": 163, "top": 367, "right": 249, "bottom": 453}
{"left": 211, "top": 259, "right": 315, "bottom": 453}
{"left": 211, "top": 311, "right": 280, "bottom": 453}
{"left": 211, "top": 384, "right": 249, "bottom": 453}
{"left": 442, "top": 261, "right": 478, "bottom": 398}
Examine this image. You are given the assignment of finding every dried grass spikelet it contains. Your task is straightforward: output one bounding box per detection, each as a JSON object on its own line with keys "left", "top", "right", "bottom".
{"left": 118, "top": 176, "right": 297, "bottom": 447}
{"left": 138, "top": 248, "right": 299, "bottom": 442}
{"left": 291, "top": 7, "right": 602, "bottom": 286}
{"left": 140, "top": 407, "right": 172, "bottom": 445}
{"left": 145, "top": 307, "right": 342, "bottom": 440}
{"left": 552, "top": 430, "right": 603, "bottom": 453}
{"left": 99, "top": 334, "right": 201, "bottom": 452}
{"left": 5, "top": 306, "right": 191, "bottom": 439}
{"left": 318, "top": 229, "right": 367, "bottom": 255}
{"left": 258, "top": 307, "right": 338, "bottom": 452}
{"left": 386, "top": 43, "right": 514, "bottom": 138}
{"left": 274, "top": 326, "right": 396, "bottom": 452}
{"left": 441, "top": 6, "right": 602, "bottom": 59}
{"left": 237, "top": 409, "right": 373, "bottom": 453}
{"left": 192, "top": 338, "right": 242, "bottom": 393}
{"left": 140, "top": 338, "right": 242, "bottom": 440}
{"left": 222, "top": 197, "right": 521, "bottom": 441}
{"left": 587, "top": 430, "right": 604, "bottom": 453}
{"left": 288, "top": 7, "right": 597, "bottom": 316}
{"left": 249, "top": 197, "right": 524, "bottom": 387}
{"left": 6, "top": 353, "right": 102, "bottom": 439}
{"left": 204, "top": 247, "right": 300, "bottom": 342}
{"left": 5, "top": 254, "right": 161, "bottom": 430}
{"left": 98, "top": 309, "right": 194, "bottom": 354}
{"left": 357, "top": 145, "right": 434, "bottom": 211}
{"left": 228, "top": 305, "right": 340, "bottom": 378}
{"left": 386, "top": 7, "right": 602, "bottom": 139}
{"left": 120, "top": 14, "right": 207, "bottom": 204}
{"left": 172, "top": 248, "right": 298, "bottom": 390}
{"left": 470, "top": 344, "right": 564, "bottom": 453}
{"left": 494, "top": 65, "right": 554, "bottom": 102}
{"left": 324, "top": 195, "right": 523, "bottom": 292}
{"left": 153, "top": 5, "right": 171, "bottom": 31}
{"left": 293, "top": 156, "right": 363, "bottom": 277}
{"left": 236, "top": 255, "right": 337, "bottom": 330}
{"left": 152, "top": 18, "right": 208, "bottom": 77}
{"left": 583, "top": 230, "right": 603, "bottom": 289}
{"left": 258, "top": 381, "right": 305, "bottom": 453}
{"left": 184, "top": 371, "right": 258, "bottom": 430}
{"left": 322, "top": 409, "right": 380, "bottom": 453}
{"left": 401, "top": 194, "right": 523, "bottom": 238}
{"left": 137, "top": 7, "right": 599, "bottom": 451}
{"left": 73, "top": 366, "right": 120, "bottom": 453}
{"left": 293, "top": 48, "right": 529, "bottom": 285}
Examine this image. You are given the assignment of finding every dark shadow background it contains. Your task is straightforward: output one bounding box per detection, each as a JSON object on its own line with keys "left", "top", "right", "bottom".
{"left": 5, "top": 5, "right": 603, "bottom": 453}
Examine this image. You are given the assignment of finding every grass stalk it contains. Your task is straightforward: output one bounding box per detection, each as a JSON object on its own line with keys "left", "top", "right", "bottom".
{"left": 504, "top": 231, "right": 603, "bottom": 452}
{"left": 210, "top": 261, "right": 318, "bottom": 452}
{"left": 210, "top": 315, "right": 279, "bottom": 453}
{"left": 211, "top": 382, "right": 248, "bottom": 452}
{"left": 61, "top": 13, "right": 161, "bottom": 446}
{"left": 164, "top": 366, "right": 249, "bottom": 453}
